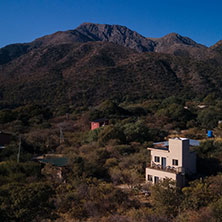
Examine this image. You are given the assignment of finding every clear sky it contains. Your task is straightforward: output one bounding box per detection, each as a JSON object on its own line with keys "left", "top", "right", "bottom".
{"left": 0, "top": 0, "right": 221, "bottom": 48}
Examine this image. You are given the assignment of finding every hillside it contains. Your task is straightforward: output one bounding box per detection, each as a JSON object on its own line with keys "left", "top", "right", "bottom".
{"left": 0, "top": 40, "right": 222, "bottom": 108}
{"left": 1, "top": 23, "right": 222, "bottom": 222}
{"left": 0, "top": 23, "right": 222, "bottom": 108}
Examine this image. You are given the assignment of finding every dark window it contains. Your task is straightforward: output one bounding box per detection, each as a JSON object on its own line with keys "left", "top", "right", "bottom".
{"left": 154, "top": 156, "right": 160, "bottom": 163}
{"left": 172, "top": 159, "right": 178, "bottom": 166}
{"left": 147, "top": 175, "right": 153, "bottom": 182}
{"left": 154, "top": 176, "right": 159, "bottom": 184}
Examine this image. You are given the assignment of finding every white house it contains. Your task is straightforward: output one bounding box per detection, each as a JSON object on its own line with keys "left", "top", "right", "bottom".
{"left": 145, "top": 138, "right": 196, "bottom": 187}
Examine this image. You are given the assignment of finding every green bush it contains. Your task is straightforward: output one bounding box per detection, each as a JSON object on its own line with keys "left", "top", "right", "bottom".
{"left": 0, "top": 182, "right": 54, "bottom": 221}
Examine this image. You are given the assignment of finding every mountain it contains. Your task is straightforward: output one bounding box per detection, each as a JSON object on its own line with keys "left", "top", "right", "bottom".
{"left": 75, "top": 23, "right": 209, "bottom": 58}
{"left": 37, "top": 23, "right": 209, "bottom": 57}
{"left": 0, "top": 23, "right": 217, "bottom": 66}
{"left": 0, "top": 40, "right": 222, "bottom": 108}
{"left": 0, "top": 23, "right": 222, "bottom": 108}
{"left": 150, "top": 32, "right": 208, "bottom": 59}
{"left": 75, "top": 23, "right": 156, "bottom": 52}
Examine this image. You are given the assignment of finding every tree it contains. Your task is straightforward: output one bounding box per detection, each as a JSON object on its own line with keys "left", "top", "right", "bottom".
{"left": 210, "top": 197, "right": 222, "bottom": 222}
{"left": 0, "top": 161, "right": 41, "bottom": 186}
{"left": 0, "top": 182, "right": 55, "bottom": 221}
{"left": 98, "top": 125, "right": 125, "bottom": 146}
{"left": 150, "top": 179, "right": 182, "bottom": 218}
{"left": 197, "top": 107, "right": 222, "bottom": 129}
{"left": 182, "top": 179, "right": 213, "bottom": 211}
{"left": 122, "top": 120, "right": 149, "bottom": 143}
{"left": 176, "top": 208, "right": 213, "bottom": 222}
{"left": 156, "top": 103, "right": 194, "bottom": 128}
{"left": 0, "top": 109, "right": 16, "bottom": 123}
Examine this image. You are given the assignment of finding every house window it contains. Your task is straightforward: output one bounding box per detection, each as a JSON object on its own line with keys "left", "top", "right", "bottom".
{"left": 154, "top": 176, "right": 159, "bottom": 184}
{"left": 147, "top": 174, "right": 153, "bottom": 182}
{"left": 172, "top": 159, "right": 178, "bottom": 166}
{"left": 154, "top": 156, "right": 160, "bottom": 163}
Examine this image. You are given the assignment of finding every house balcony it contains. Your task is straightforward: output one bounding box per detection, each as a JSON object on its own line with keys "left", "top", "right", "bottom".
{"left": 147, "top": 161, "right": 185, "bottom": 174}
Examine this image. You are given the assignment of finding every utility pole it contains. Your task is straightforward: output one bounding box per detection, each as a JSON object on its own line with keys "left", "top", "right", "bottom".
{"left": 17, "top": 135, "right": 21, "bottom": 163}
{"left": 60, "top": 127, "right": 64, "bottom": 144}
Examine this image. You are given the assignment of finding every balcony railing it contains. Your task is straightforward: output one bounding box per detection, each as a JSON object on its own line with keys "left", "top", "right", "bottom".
{"left": 147, "top": 161, "right": 185, "bottom": 174}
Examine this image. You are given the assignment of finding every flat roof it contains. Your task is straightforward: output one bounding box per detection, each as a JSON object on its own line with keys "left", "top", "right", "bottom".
{"left": 148, "top": 146, "right": 169, "bottom": 151}
{"left": 153, "top": 139, "right": 200, "bottom": 147}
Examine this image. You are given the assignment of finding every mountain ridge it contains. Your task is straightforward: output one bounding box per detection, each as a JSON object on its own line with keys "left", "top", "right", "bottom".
{"left": 0, "top": 23, "right": 222, "bottom": 108}
{"left": 1, "top": 22, "right": 220, "bottom": 66}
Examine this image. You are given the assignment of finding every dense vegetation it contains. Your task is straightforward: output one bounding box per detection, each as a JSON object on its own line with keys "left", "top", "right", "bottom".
{"left": 0, "top": 97, "right": 222, "bottom": 221}
{"left": 1, "top": 40, "right": 222, "bottom": 109}
{"left": 1, "top": 24, "right": 222, "bottom": 221}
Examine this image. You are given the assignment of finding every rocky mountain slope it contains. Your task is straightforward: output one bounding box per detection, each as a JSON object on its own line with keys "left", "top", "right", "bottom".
{"left": 75, "top": 23, "right": 209, "bottom": 59}
{"left": 0, "top": 41, "right": 222, "bottom": 107}
{"left": 0, "top": 23, "right": 222, "bottom": 107}
{"left": 1, "top": 23, "right": 221, "bottom": 65}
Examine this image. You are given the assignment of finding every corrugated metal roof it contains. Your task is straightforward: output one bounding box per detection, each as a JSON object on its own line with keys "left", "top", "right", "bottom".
{"left": 40, "top": 157, "right": 68, "bottom": 167}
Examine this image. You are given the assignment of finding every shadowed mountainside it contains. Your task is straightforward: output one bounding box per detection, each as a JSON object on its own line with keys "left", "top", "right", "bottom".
{"left": 0, "top": 40, "right": 222, "bottom": 107}
{"left": 0, "top": 23, "right": 222, "bottom": 108}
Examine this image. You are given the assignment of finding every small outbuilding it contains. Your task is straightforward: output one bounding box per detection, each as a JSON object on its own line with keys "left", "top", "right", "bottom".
{"left": 91, "top": 118, "right": 109, "bottom": 130}
{"left": 34, "top": 154, "right": 69, "bottom": 182}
